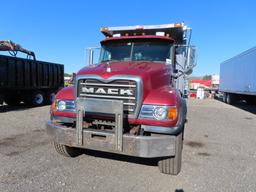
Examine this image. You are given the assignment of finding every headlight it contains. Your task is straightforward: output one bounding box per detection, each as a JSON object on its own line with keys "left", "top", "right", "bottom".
{"left": 153, "top": 107, "right": 167, "bottom": 120}
{"left": 58, "top": 100, "right": 66, "bottom": 111}
{"left": 55, "top": 99, "right": 75, "bottom": 112}
{"left": 139, "top": 105, "right": 177, "bottom": 121}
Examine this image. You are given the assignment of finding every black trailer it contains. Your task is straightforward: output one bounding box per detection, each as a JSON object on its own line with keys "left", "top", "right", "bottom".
{"left": 0, "top": 54, "right": 64, "bottom": 106}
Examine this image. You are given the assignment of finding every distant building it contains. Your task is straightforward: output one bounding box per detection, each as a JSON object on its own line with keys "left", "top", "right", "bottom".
{"left": 64, "top": 76, "right": 72, "bottom": 81}
{"left": 211, "top": 74, "right": 220, "bottom": 89}
{"left": 189, "top": 79, "right": 212, "bottom": 89}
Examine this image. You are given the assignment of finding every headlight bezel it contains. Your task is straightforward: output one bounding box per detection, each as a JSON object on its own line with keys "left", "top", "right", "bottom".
{"left": 139, "top": 105, "right": 178, "bottom": 121}
{"left": 55, "top": 99, "right": 75, "bottom": 112}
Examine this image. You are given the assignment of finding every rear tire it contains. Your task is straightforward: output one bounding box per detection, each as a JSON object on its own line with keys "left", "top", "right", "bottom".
{"left": 158, "top": 131, "right": 183, "bottom": 175}
{"left": 245, "top": 98, "right": 256, "bottom": 105}
{"left": 223, "top": 93, "right": 227, "bottom": 103}
{"left": 45, "top": 91, "right": 55, "bottom": 105}
{"left": 226, "top": 93, "right": 235, "bottom": 105}
{"left": 54, "top": 142, "right": 83, "bottom": 157}
{"left": 25, "top": 91, "right": 45, "bottom": 106}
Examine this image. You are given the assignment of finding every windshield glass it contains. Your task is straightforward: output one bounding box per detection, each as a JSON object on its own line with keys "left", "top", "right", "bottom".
{"left": 100, "top": 39, "right": 173, "bottom": 62}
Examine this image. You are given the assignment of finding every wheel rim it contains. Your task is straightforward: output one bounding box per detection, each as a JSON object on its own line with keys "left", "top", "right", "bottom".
{"left": 35, "top": 94, "right": 43, "bottom": 104}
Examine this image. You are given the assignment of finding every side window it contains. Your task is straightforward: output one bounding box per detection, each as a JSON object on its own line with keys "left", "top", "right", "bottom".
{"left": 103, "top": 50, "right": 111, "bottom": 61}
{"left": 100, "top": 48, "right": 111, "bottom": 62}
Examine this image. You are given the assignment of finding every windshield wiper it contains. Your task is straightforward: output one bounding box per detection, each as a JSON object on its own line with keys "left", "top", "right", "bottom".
{"left": 102, "top": 59, "right": 120, "bottom": 62}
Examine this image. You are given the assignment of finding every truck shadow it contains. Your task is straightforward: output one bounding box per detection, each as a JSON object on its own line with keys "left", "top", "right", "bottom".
{"left": 0, "top": 104, "right": 48, "bottom": 113}
{"left": 83, "top": 149, "right": 160, "bottom": 166}
{"left": 0, "top": 104, "right": 29, "bottom": 113}
{"left": 215, "top": 98, "right": 256, "bottom": 115}
{"left": 233, "top": 102, "right": 256, "bottom": 115}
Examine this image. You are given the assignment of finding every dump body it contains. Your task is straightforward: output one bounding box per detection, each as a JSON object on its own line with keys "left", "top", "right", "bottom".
{"left": 220, "top": 47, "right": 256, "bottom": 104}
{"left": 0, "top": 54, "right": 64, "bottom": 105}
{"left": 0, "top": 55, "right": 64, "bottom": 90}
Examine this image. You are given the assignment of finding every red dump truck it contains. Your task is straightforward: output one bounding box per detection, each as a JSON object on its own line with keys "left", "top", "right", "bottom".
{"left": 46, "top": 23, "right": 196, "bottom": 175}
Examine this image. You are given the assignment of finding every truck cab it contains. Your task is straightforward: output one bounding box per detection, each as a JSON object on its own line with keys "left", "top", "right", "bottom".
{"left": 46, "top": 23, "right": 196, "bottom": 175}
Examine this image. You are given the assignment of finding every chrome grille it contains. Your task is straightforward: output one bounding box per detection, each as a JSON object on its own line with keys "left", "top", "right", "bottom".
{"left": 77, "top": 79, "right": 137, "bottom": 114}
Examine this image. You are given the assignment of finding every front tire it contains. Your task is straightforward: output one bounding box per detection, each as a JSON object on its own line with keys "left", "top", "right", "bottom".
{"left": 54, "top": 142, "right": 83, "bottom": 157}
{"left": 158, "top": 131, "right": 183, "bottom": 175}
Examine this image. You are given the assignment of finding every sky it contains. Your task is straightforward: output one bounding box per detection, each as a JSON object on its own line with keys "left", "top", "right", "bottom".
{"left": 1, "top": 0, "right": 255, "bottom": 76}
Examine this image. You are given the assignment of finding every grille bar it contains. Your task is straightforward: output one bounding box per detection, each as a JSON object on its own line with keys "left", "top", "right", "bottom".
{"left": 80, "top": 94, "right": 136, "bottom": 100}
{"left": 123, "top": 102, "right": 136, "bottom": 106}
{"left": 80, "top": 82, "right": 136, "bottom": 88}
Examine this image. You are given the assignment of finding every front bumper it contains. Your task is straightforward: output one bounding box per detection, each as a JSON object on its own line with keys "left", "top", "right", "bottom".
{"left": 46, "top": 121, "right": 176, "bottom": 158}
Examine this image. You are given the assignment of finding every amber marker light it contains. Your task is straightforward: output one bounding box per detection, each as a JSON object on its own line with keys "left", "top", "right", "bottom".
{"left": 52, "top": 99, "right": 57, "bottom": 111}
{"left": 136, "top": 25, "right": 144, "bottom": 29}
{"left": 174, "top": 23, "right": 183, "bottom": 27}
{"left": 100, "top": 27, "right": 109, "bottom": 31}
{"left": 168, "top": 107, "right": 178, "bottom": 120}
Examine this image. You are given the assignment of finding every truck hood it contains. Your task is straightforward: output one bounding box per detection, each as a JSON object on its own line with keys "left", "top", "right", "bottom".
{"left": 77, "top": 61, "right": 172, "bottom": 100}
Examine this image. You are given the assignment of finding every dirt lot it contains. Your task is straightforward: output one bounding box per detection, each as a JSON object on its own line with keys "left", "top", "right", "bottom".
{"left": 0, "top": 99, "right": 256, "bottom": 192}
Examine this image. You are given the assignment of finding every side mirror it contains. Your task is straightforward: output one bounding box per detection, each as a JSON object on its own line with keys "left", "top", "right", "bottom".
{"left": 173, "top": 69, "right": 179, "bottom": 74}
{"left": 185, "top": 46, "right": 196, "bottom": 74}
{"left": 89, "top": 48, "right": 94, "bottom": 66}
{"left": 184, "top": 68, "right": 193, "bottom": 75}
{"left": 85, "top": 47, "right": 101, "bottom": 66}
{"left": 172, "top": 45, "right": 196, "bottom": 78}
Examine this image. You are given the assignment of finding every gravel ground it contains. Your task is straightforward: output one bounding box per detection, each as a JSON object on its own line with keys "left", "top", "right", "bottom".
{"left": 0, "top": 99, "right": 256, "bottom": 192}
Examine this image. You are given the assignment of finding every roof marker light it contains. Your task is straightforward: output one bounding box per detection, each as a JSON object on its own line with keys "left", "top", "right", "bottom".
{"left": 101, "top": 27, "right": 109, "bottom": 31}
{"left": 113, "top": 34, "right": 121, "bottom": 37}
{"left": 156, "top": 32, "right": 165, "bottom": 36}
{"left": 174, "top": 23, "right": 183, "bottom": 27}
{"left": 136, "top": 25, "right": 144, "bottom": 29}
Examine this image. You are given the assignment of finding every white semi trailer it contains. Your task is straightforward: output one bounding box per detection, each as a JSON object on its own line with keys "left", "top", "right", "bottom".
{"left": 220, "top": 47, "right": 256, "bottom": 104}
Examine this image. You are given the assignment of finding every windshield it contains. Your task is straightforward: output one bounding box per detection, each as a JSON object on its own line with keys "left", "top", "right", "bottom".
{"left": 100, "top": 39, "right": 173, "bottom": 62}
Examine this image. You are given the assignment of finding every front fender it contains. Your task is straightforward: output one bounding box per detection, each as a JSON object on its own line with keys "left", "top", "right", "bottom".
{"left": 55, "top": 86, "right": 75, "bottom": 100}
{"left": 135, "top": 86, "right": 187, "bottom": 130}
{"left": 52, "top": 86, "right": 76, "bottom": 118}
{"left": 143, "top": 86, "right": 180, "bottom": 106}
